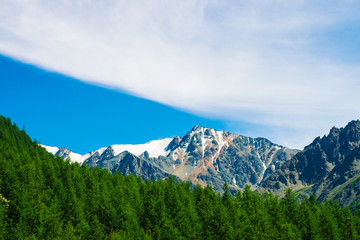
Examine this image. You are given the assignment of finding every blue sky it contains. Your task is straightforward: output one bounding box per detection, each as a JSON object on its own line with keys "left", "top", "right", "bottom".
{"left": 0, "top": 55, "right": 230, "bottom": 154}
{"left": 1, "top": 1, "right": 360, "bottom": 152}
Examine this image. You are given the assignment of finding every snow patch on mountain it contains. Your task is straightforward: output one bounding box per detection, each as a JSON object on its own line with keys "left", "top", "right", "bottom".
{"left": 67, "top": 152, "right": 85, "bottom": 164}
{"left": 81, "top": 147, "right": 107, "bottom": 160}
{"left": 111, "top": 138, "right": 173, "bottom": 158}
{"left": 41, "top": 145, "right": 59, "bottom": 155}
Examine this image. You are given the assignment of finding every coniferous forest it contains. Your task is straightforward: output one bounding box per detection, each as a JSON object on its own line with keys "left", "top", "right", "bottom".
{"left": 0, "top": 115, "right": 360, "bottom": 239}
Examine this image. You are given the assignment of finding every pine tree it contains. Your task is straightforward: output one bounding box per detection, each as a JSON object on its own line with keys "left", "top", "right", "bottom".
{"left": 318, "top": 202, "right": 341, "bottom": 240}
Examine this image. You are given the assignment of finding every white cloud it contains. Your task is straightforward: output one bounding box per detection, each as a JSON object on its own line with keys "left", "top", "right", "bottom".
{"left": 1, "top": 0, "right": 360, "bottom": 148}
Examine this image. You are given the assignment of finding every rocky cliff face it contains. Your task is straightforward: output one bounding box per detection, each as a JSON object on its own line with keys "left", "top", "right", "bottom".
{"left": 159, "top": 126, "right": 297, "bottom": 192}
{"left": 43, "top": 125, "right": 297, "bottom": 193}
{"left": 259, "top": 120, "right": 360, "bottom": 207}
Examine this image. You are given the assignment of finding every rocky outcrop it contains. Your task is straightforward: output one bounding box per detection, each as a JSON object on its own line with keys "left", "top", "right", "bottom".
{"left": 259, "top": 120, "right": 360, "bottom": 207}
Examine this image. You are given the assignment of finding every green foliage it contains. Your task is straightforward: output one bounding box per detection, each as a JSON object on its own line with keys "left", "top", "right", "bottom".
{"left": 0, "top": 115, "right": 360, "bottom": 239}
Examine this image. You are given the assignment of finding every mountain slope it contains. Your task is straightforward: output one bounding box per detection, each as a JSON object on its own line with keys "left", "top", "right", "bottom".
{"left": 259, "top": 120, "right": 360, "bottom": 207}
{"left": 43, "top": 125, "right": 298, "bottom": 192}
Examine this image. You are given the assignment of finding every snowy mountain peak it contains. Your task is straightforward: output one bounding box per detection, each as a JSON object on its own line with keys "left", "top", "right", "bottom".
{"left": 40, "top": 145, "right": 85, "bottom": 164}
{"left": 166, "top": 126, "right": 230, "bottom": 161}
{"left": 41, "top": 126, "right": 230, "bottom": 164}
{"left": 42, "top": 138, "right": 174, "bottom": 164}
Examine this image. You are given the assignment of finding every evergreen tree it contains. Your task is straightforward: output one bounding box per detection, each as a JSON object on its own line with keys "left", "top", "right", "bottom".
{"left": 0, "top": 192, "right": 9, "bottom": 238}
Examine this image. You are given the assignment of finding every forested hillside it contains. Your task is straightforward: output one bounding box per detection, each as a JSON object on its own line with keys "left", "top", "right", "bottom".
{"left": 0, "top": 115, "right": 360, "bottom": 239}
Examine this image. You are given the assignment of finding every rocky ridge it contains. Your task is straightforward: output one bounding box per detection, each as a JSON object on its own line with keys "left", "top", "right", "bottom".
{"left": 259, "top": 120, "right": 360, "bottom": 207}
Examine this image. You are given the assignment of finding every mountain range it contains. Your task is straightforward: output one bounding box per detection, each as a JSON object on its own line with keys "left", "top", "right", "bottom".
{"left": 42, "top": 125, "right": 297, "bottom": 193}
{"left": 43, "top": 121, "right": 360, "bottom": 207}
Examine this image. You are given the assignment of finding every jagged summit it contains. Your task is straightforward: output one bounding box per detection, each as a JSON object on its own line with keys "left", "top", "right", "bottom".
{"left": 190, "top": 125, "right": 203, "bottom": 131}
{"left": 260, "top": 119, "right": 360, "bottom": 206}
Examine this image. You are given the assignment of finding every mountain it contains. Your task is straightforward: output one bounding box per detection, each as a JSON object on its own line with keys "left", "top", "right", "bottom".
{"left": 259, "top": 120, "right": 360, "bottom": 207}
{"left": 43, "top": 125, "right": 298, "bottom": 192}
{"left": 41, "top": 145, "right": 84, "bottom": 163}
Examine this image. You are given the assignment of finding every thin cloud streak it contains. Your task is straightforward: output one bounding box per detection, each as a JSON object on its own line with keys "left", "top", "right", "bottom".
{"left": 1, "top": 0, "right": 360, "bottom": 148}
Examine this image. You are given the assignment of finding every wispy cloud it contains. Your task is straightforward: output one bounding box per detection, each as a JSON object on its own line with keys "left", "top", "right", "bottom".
{"left": 1, "top": 0, "right": 360, "bottom": 148}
